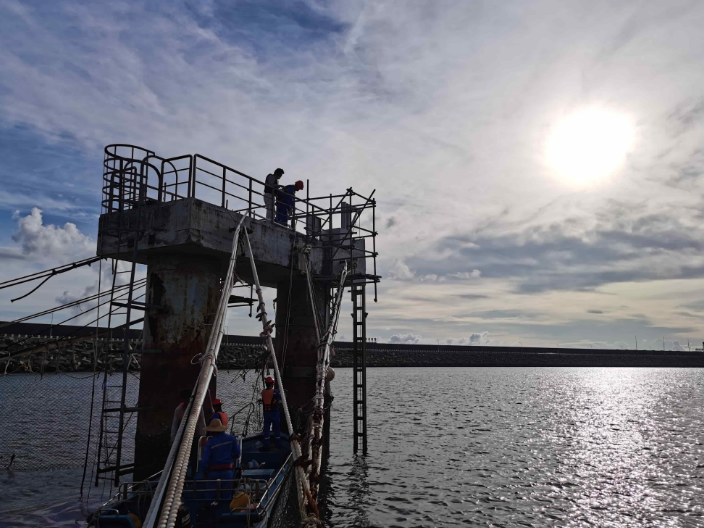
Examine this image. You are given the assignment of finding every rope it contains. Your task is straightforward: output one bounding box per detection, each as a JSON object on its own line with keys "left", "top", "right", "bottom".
{"left": 281, "top": 234, "right": 298, "bottom": 371}
{"left": 80, "top": 259, "right": 102, "bottom": 501}
{"left": 242, "top": 228, "right": 320, "bottom": 525}
{"left": 302, "top": 248, "right": 322, "bottom": 342}
{"left": 305, "top": 262, "right": 347, "bottom": 500}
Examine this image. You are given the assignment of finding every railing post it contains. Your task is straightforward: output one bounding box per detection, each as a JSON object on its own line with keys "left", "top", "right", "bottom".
{"left": 222, "top": 166, "right": 227, "bottom": 208}
{"left": 119, "top": 159, "right": 124, "bottom": 212}
{"left": 248, "top": 179, "right": 252, "bottom": 217}
{"left": 158, "top": 161, "right": 164, "bottom": 203}
{"left": 306, "top": 179, "right": 310, "bottom": 237}
{"left": 189, "top": 156, "right": 194, "bottom": 199}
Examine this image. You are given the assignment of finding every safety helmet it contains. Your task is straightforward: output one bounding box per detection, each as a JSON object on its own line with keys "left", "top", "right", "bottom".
{"left": 265, "top": 376, "right": 275, "bottom": 384}
{"left": 295, "top": 180, "right": 304, "bottom": 191}
{"left": 212, "top": 398, "right": 222, "bottom": 406}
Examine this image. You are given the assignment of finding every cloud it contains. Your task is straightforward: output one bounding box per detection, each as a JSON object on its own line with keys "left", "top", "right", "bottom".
{"left": 10, "top": 208, "right": 94, "bottom": 263}
{"left": 389, "top": 333, "right": 421, "bottom": 344}
{"left": 404, "top": 202, "right": 704, "bottom": 293}
{"left": 445, "top": 332, "right": 491, "bottom": 346}
{"left": 2, "top": 0, "right": 704, "bottom": 347}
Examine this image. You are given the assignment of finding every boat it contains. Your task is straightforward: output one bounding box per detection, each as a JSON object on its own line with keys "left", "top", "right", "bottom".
{"left": 90, "top": 433, "right": 293, "bottom": 528}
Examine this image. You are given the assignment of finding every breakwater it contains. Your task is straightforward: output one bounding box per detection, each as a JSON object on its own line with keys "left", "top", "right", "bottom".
{"left": 2, "top": 322, "right": 703, "bottom": 370}
{"left": 331, "top": 344, "right": 704, "bottom": 368}
{"left": 0, "top": 323, "right": 704, "bottom": 373}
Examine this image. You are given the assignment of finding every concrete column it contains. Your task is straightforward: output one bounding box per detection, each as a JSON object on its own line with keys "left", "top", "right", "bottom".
{"left": 134, "top": 254, "right": 221, "bottom": 480}
{"left": 275, "top": 276, "right": 327, "bottom": 432}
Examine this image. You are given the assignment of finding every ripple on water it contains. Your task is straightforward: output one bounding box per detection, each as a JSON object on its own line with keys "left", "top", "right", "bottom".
{"left": 324, "top": 367, "right": 704, "bottom": 527}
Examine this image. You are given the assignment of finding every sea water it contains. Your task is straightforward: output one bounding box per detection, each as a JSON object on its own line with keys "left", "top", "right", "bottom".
{"left": 2, "top": 367, "right": 704, "bottom": 527}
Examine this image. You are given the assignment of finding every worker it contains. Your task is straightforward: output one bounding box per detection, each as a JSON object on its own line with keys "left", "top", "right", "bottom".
{"left": 275, "top": 180, "right": 304, "bottom": 227}
{"left": 261, "top": 376, "right": 282, "bottom": 448}
{"left": 211, "top": 398, "right": 228, "bottom": 427}
{"left": 201, "top": 418, "right": 241, "bottom": 500}
{"left": 171, "top": 388, "right": 206, "bottom": 445}
{"left": 264, "top": 168, "right": 284, "bottom": 220}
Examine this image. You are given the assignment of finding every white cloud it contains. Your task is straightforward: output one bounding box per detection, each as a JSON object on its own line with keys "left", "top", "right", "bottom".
{"left": 449, "top": 270, "right": 482, "bottom": 280}
{"left": 446, "top": 332, "right": 491, "bottom": 346}
{"left": 11, "top": 208, "right": 94, "bottom": 264}
{"left": 387, "top": 260, "right": 414, "bottom": 280}
{"left": 389, "top": 333, "right": 421, "bottom": 344}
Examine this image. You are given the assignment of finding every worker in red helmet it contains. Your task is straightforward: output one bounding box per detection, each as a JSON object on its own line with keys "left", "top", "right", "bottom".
{"left": 210, "top": 398, "right": 228, "bottom": 428}
{"left": 275, "top": 180, "right": 304, "bottom": 227}
{"left": 261, "top": 376, "right": 282, "bottom": 449}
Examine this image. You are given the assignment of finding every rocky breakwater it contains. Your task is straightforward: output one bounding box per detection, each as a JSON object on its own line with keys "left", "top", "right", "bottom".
{"left": 1, "top": 333, "right": 268, "bottom": 373}
{"left": 330, "top": 343, "right": 704, "bottom": 368}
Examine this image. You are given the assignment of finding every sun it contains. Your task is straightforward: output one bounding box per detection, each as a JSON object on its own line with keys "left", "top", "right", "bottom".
{"left": 545, "top": 107, "right": 634, "bottom": 187}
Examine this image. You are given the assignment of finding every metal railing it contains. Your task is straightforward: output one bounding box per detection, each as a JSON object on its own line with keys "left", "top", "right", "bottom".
{"left": 101, "top": 144, "right": 381, "bottom": 293}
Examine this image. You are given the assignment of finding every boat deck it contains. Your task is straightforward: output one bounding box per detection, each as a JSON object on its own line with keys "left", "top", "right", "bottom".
{"left": 93, "top": 433, "right": 292, "bottom": 528}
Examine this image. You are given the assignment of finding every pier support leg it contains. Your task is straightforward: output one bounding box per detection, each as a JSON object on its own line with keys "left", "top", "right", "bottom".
{"left": 275, "top": 276, "right": 326, "bottom": 432}
{"left": 134, "top": 255, "right": 221, "bottom": 480}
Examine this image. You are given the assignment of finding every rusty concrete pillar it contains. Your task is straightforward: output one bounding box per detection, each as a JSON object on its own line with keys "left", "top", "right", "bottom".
{"left": 275, "top": 275, "right": 327, "bottom": 433}
{"left": 134, "top": 254, "right": 221, "bottom": 480}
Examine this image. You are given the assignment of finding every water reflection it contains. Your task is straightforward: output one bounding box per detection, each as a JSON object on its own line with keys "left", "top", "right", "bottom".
{"left": 326, "top": 367, "right": 704, "bottom": 527}
{"left": 347, "top": 456, "right": 371, "bottom": 527}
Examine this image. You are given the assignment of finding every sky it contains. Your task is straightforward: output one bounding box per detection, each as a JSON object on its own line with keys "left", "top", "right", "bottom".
{"left": 2, "top": 0, "right": 704, "bottom": 349}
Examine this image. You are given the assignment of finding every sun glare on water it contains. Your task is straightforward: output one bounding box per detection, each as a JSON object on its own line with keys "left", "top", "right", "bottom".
{"left": 546, "top": 107, "right": 634, "bottom": 187}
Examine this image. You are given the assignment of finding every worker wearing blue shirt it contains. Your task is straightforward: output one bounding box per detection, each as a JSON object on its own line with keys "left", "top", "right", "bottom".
{"left": 275, "top": 180, "right": 304, "bottom": 227}
{"left": 262, "top": 376, "right": 282, "bottom": 448}
{"left": 201, "top": 417, "right": 240, "bottom": 499}
{"left": 210, "top": 398, "right": 228, "bottom": 427}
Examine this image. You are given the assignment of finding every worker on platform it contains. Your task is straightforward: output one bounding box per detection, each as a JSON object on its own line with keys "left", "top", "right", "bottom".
{"left": 201, "top": 418, "right": 241, "bottom": 500}
{"left": 261, "top": 375, "right": 282, "bottom": 448}
{"left": 264, "top": 168, "right": 284, "bottom": 220}
{"left": 171, "top": 388, "right": 206, "bottom": 445}
{"left": 275, "top": 180, "right": 304, "bottom": 227}
{"left": 211, "top": 398, "right": 228, "bottom": 428}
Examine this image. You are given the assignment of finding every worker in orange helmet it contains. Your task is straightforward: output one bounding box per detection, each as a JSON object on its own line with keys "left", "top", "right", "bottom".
{"left": 261, "top": 376, "right": 282, "bottom": 449}
{"left": 210, "top": 398, "right": 228, "bottom": 428}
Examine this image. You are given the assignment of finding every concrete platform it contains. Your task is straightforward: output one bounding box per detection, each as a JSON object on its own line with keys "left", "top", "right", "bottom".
{"left": 97, "top": 197, "right": 326, "bottom": 287}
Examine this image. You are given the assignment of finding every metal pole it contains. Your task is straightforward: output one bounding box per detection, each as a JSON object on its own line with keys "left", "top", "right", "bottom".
{"left": 248, "top": 179, "right": 252, "bottom": 217}
{"left": 221, "top": 166, "right": 227, "bottom": 208}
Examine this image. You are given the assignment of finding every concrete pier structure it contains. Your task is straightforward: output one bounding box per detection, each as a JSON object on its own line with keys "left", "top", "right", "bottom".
{"left": 99, "top": 199, "right": 324, "bottom": 478}
{"left": 96, "top": 144, "right": 378, "bottom": 480}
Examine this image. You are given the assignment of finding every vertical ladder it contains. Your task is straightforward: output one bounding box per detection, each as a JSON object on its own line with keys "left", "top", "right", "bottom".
{"left": 351, "top": 282, "right": 367, "bottom": 454}
{"left": 95, "top": 160, "right": 148, "bottom": 486}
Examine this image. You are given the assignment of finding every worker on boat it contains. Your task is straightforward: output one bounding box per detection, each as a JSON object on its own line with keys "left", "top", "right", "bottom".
{"left": 275, "top": 180, "right": 304, "bottom": 227}
{"left": 261, "top": 376, "right": 282, "bottom": 448}
{"left": 201, "top": 417, "right": 241, "bottom": 500}
{"left": 264, "top": 168, "right": 284, "bottom": 221}
{"left": 171, "top": 388, "right": 206, "bottom": 445}
{"left": 211, "top": 398, "right": 228, "bottom": 428}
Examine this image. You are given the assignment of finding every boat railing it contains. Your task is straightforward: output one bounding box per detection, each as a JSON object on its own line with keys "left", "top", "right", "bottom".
{"left": 116, "top": 476, "right": 271, "bottom": 504}
{"left": 256, "top": 452, "right": 292, "bottom": 507}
